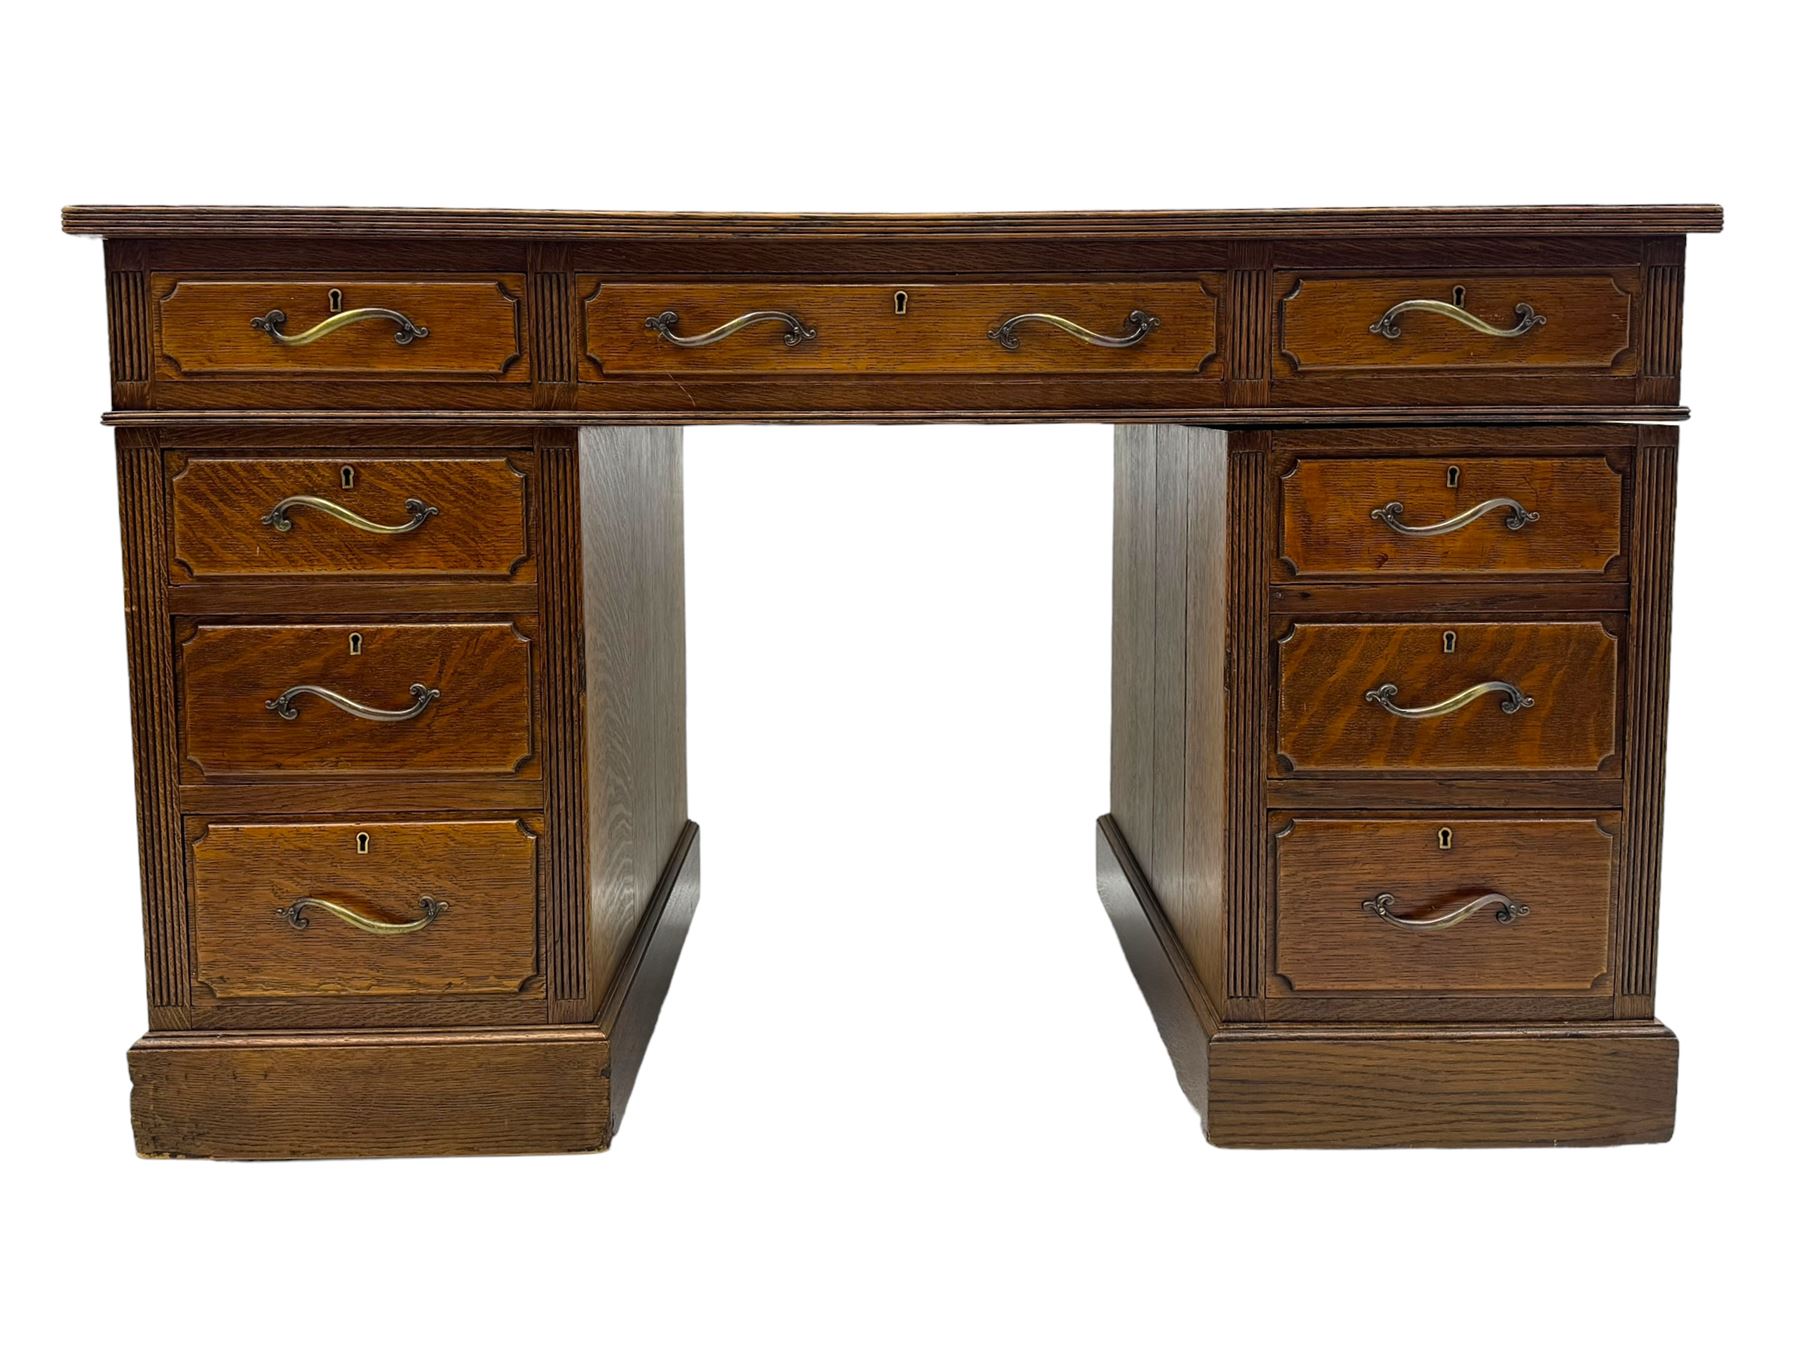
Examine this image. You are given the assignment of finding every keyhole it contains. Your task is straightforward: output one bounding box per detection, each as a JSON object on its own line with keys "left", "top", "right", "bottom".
{"left": 894, "top": 290, "right": 909, "bottom": 316}
{"left": 355, "top": 831, "right": 371, "bottom": 855}
{"left": 349, "top": 632, "right": 363, "bottom": 656}
{"left": 1451, "top": 285, "right": 1467, "bottom": 307}
{"left": 341, "top": 465, "right": 356, "bottom": 490}
{"left": 1446, "top": 465, "right": 1460, "bottom": 489}
{"left": 1443, "top": 630, "right": 1457, "bottom": 654}
{"left": 1437, "top": 827, "right": 1453, "bottom": 851}
{"left": 328, "top": 288, "right": 344, "bottom": 313}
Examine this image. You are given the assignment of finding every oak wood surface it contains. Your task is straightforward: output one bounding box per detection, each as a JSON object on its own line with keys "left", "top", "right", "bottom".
{"left": 176, "top": 620, "right": 538, "bottom": 780}
{"left": 153, "top": 275, "right": 527, "bottom": 380}
{"left": 1277, "top": 271, "right": 1638, "bottom": 373}
{"left": 584, "top": 281, "right": 1220, "bottom": 376}
{"left": 1275, "top": 619, "right": 1620, "bottom": 774}
{"left": 167, "top": 453, "right": 532, "bottom": 581}
{"left": 189, "top": 817, "right": 541, "bottom": 1006}
{"left": 1278, "top": 455, "right": 1624, "bottom": 579}
{"left": 1271, "top": 815, "right": 1616, "bottom": 996}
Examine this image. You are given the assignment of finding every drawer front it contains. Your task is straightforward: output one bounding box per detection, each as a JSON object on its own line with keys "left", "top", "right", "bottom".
{"left": 582, "top": 281, "right": 1220, "bottom": 376}
{"left": 190, "top": 818, "right": 539, "bottom": 1002}
{"left": 1277, "top": 272, "right": 1637, "bottom": 374}
{"left": 1278, "top": 455, "right": 1624, "bottom": 578}
{"left": 1276, "top": 621, "right": 1619, "bottom": 774}
{"left": 1273, "top": 815, "right": 1615, "bottom": 995}
{"left": 154, "top": 275, "right": 526, "bottom": 380}
{"left": 168, "top": 454, "right": 531, "bottom": 581}
{"left": 178, "top": 621, "right": 537, "bottom": 780}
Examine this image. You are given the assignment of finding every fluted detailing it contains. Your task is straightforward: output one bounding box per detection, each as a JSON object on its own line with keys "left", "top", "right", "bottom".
{"left": 1224, "top": 442, "right": 1269, "bottom": 999}
{"left": 539, "top": 437, "right": 589, "bottom": 1005}
{"left": 1619, "top": 438, "right": 1678, "bottom": 1001}
{"left": 106, "top": 268, "right": 151, "bottom": 384}
{"left": 116, "top": 433, "right": 189, "bottom": 1013}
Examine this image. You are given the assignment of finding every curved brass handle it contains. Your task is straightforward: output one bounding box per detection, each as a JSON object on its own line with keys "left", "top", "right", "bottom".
{"left": 644, "top": 309, "right": 817, "bottom": 349}
{"left": 251, "top": 307, "right": 430, "bottom": 346}
{"left": 988, "top": 309, "right": 1160, "bottom": 351}
{"left": 1364, "top": 680, "right": 1534, "bottom": 719}
{"left": 276, "top": 895, "right": 448, "bottom": 934}
{"left": 1362, "top": 891, "right": 1530, "bottom": 930}
{"left": 261, "top": 495, "right": 439, "bottom": 535}
{"left": 1372, "top": 498, "right": 1540, "bottom": 537}
{"left": 266, "top": 682, "right": 440, "bottom": 722}
{"left": 1370, "top": 291, "right": 1546, "bottom": 340}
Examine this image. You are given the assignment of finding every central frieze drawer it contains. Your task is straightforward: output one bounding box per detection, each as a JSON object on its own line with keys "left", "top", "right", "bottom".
{"left": 1278, "top": 455, "right": 1624, "bottom": 578}
{"left": 1275, "top": 620, "right": 1620, "bottom": 774}
{"left": 1272, "top": 815, "right": 1616, "bottom": 996}
{"left": 190, "top": 817, "right": 540, "bottom": 1003}
{"left": 177, "top": 621, "right": 538, "bottom": 780}
{"left": 581, "top": 281, "right": 1221, "bottom": 375}
{"left": 167, "top": 454, "right": 531, "bottom": 581}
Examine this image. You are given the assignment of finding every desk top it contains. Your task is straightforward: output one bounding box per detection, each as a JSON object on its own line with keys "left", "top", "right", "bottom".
{"left": 63, "top": 204, "right": 1724, "bottom": 240}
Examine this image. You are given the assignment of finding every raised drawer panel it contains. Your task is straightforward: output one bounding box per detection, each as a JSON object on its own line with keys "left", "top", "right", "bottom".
{"left": 1278, "top": 455, "right": 1624, "bottom": 579}
{"left": 177, "top": 621, "right": 538, "bottom": 780}
{"left": 190, "top": 818, "right": 540, "bottom": 1003}
{"left": 153, "top": 275, "right": 527, "bottom": 380}
{"left": 1275, "top": 620, "right": 1620, "bottom": 775}
{"left": 167, "top": 454, "right": 532, "bottom": 581}
{"left": 582, "top": 281, "right": 1220, "bottom": 376}
{"left": 1273, "top": 815, "right": 1616, "bottom": 996}
{"left": 1276, "top": 272, "right": 1638, "bottom": 374}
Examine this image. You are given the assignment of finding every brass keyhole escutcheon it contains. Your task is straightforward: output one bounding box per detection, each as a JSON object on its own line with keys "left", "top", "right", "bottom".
{"left": 355, "top": 831, "right": 371, "bottom": 855}
{"left": 348, "top": 632, "right": 363, "bottom": 656}
{"left": 1438, "top": 827, "right": 1453, "bottom": 850}
{"left": 328, "top": 288, "right": 344, "bottom": 313}
{"left": 1443, "top": 630, "right": 1457, "bottom": 654}
{"left": 894, "top": 290, "right": 909, "bottom": 316}
{"left": 341, "top": 465, "right": 356, "bottom": 490}
{"left": 1446, "top": 465, "right": 1460, "bottom": 489}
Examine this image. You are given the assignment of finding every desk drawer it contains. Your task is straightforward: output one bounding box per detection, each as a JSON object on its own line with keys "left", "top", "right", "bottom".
{"left": 168, "top": 454, "right": 531, "bottom": 582}
{"left": 1272, "top": 815, "right": 1615, "bottom": 996}
{"left": 582, "top": 281, "right": 1219, "bottom": 376}
{"left": 190, "top": 818, "right": 540, "bottom": 1004}
{"left": 1278, "top": 455, "right": 1624, "bottom": 579}
{"left": 1275, "top": 620, "right": 1620, "bottom": 775}
{"left": 153, "top": 275, "right": 526, "bottom": 381}
{"left": 178, "top": 621, "right": 537, "bottom": 780}
{"left": 1276, "top": 271, "right": 1637, "bottom": 375}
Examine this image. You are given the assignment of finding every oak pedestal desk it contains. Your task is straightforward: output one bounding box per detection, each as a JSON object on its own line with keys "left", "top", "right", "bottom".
{"left": 63, "top": 204, "right": 1722, "bottom": 1156}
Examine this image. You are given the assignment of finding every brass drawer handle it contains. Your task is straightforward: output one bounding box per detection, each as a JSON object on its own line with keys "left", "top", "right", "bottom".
{"left": 1370, "top": 287, "right": 1546, "bottom": 340}
{"left": 276, "top": 895, "right": 448, "bottom": 934}
{"left": 250, "top": 307, "right": 430, "bottom": 346}
{"left": 988, "top": 309, "right": 1160, "bottom": 351}
{"left": 261, "top": 495, "right": 440, "bottom": 535}
{"left": 1363, "top": 891, "right": 1530, "bottom": 930}
{"left": 1371, "top": 497, "right": 1539, "bottom": 537}
{"left": 1364, "top": 680, "right": 1534, "bottom": 719}
{"left": 644, "top": 309, "right": 818, "bottom": 349}
{"left": 266, "top": 681, "right": 440, "bottom": 722}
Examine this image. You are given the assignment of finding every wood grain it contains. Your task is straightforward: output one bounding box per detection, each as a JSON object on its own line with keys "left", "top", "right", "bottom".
{"left": 177, "top": 620, "right": 538, "bottom": 780}
{"left": 167, "top": 453, "right": 531, "bottom": 581}
{"left": 1276, "top": 620, "right": 1620, "bottom": 774}
{"left": 189, "top": 817, "right": 541, "bottom": 1005}
{"left": 153, "top": 275, "right": 526, "bottom": 380}
{"left": 129, "top": 1027, "right": 609, "bottom": 1159}
{"left": 584, "top": 281, "right": 1220, "bottom": 376}
{"left": 1272, "top": 815, "right": 1616, "bottom": 995}
{"left": 1278, "top": 272, "right": 1638, "bottom": 373}
{"left": 1279, "top": 455, "right": 1624, "bottom": 578}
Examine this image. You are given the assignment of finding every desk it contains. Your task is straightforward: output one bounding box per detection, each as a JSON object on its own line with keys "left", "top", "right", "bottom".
{"left": 63, "top": 205, "right": 1721, "bottom": 1154}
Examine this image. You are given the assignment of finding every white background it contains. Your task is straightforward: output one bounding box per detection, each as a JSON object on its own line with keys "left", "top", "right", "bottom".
{"left": 4, "top": 3, "right": 1793, "bottom": 1345}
